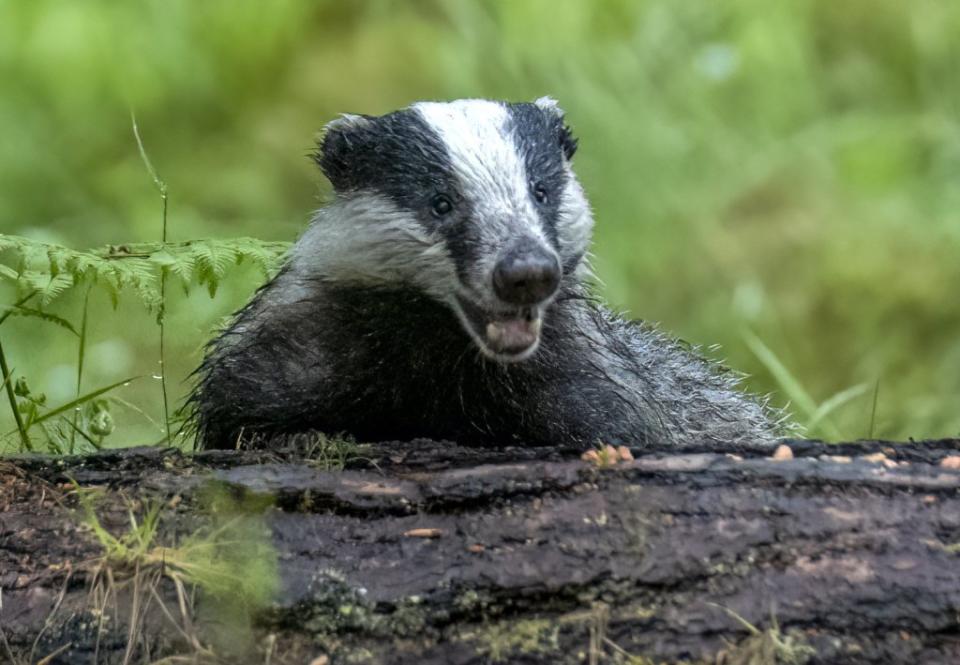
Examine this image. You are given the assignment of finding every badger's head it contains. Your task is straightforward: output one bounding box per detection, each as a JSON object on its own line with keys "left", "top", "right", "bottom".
{"left": 304, "top": 98, "right": 593, "bottom": 362}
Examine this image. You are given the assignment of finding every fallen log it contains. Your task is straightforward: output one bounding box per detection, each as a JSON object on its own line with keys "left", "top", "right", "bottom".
{"left": 2, "top": 438, "right": 960, "bottom": 664}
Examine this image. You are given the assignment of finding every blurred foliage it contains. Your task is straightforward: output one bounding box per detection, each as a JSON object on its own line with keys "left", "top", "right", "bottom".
{"left": 1, "top": 0, "right": 958, "bottom": 448}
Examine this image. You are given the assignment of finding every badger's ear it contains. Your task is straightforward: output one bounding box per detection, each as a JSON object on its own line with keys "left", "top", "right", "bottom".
{"left": 314, "top": 113, "right": 373, "bottom": 192}
{"left": 533, "top": 96, "right": 578, "bottom": 161}
{"left": 534, "top": 96, "right": 563, "bottom": 114}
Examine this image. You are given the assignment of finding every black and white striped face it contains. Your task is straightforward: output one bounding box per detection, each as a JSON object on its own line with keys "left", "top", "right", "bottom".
{"left": 307, "top": 98, "right": 593, "bottom": 362}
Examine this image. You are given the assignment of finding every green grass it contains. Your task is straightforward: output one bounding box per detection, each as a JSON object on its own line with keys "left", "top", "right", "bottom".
{"left": 74, "top": 483, "right": 279, "bottom": 662}
{"left": 1, "top": 0, "right": 958, "bottom": 446}
{"left": 708, "top": 603, "right": 816, "bottom": 665}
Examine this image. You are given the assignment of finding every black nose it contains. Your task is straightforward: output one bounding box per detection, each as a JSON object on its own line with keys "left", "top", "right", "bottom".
{"left": 492, "top": 244, "right": 561, "bottom": 305}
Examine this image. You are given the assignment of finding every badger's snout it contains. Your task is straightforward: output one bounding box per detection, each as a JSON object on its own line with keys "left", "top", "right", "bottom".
{"left": 450, "top": 238, "right": 561, "bottom": 363}
{"left": 492, "top": 242, "right": 561, "bottom": 306}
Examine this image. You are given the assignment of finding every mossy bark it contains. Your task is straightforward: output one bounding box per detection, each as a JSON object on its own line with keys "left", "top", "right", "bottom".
{"left": 2, "top": 438, "right": 960, "bottom": 664}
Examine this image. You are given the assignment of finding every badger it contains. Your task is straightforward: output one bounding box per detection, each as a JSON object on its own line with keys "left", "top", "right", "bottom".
{"left": 188, "top": 98, "right": 782, "bottom": 450}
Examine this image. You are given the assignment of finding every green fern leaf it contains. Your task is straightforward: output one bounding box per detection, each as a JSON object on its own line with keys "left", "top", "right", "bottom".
{"left": 47, "top": 247, "right": 72, "bottom": 278}
{"left": 0, "top": 235, "right": 18, "bottom": 253}
{"left": 195, "top": 242, "right": 233, "bottom": 278}
{"left": 152, "top": 249, "right": 194, "bottom": 291}
{"left": 17, "top": 243, "right": 49, "bottom": 274}
{"left": 0, "top": 264, "right": 18, "bottom": 282}
{"left": 38, "top": 274, "right": 75, "bottom": 306}
{"left": 0, "top": 304, "right": 78, "bottom": 335}
{"left": 97, "top": 267, "right": 123, "bottom": 309}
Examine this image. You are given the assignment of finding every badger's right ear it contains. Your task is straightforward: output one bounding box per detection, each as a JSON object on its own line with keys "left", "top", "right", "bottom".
{"left": 533, "top": 96, "right": 578, "bottom": 161}
{"left": 314, "top": 114, "right": 373, "bottom": 192}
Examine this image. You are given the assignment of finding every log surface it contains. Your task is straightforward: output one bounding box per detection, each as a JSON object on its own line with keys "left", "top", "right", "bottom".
{"left": 2, "top": 438, "right": 960, "bottom": 664}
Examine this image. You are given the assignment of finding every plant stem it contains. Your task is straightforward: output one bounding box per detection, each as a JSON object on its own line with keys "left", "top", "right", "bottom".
{"left": 0, "top": 337, "right": 31, "bottom": 452}
{"left": 132, "top": 112, "right": 173, "bottom": 445}
{"left": 159, "top": 264, "right": 172, "bottom": 445}
{"left": 69, "top": 285, "right": 91, "bottom": 454}
{"left": 157, "top": 161, "right": 172, "bottom": 445}
{"left": 0, "top": 290, "right": 39, "bottom": 327}
{"left": 868, "top": 379, "right": 880, "bottom": 439}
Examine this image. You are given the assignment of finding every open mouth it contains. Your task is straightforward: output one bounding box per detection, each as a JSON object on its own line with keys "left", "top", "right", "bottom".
{"left": 453, "top": 294, "right": 544, "bottom": 362}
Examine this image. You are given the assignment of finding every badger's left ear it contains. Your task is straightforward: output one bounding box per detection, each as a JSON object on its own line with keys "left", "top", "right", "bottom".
{"left": 314, "top": 113, "right": 374, "bottom": 192}
{"left": 534, "top": 96, "right": 578, "bottom": 161}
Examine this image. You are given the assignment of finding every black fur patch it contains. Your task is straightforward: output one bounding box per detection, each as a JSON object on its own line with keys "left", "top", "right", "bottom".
{"left": 505, "top": 103, "right": 574, "bottom": 250}
{"left": 316, "top": 110, "right": 484, "bottom": 284}
{"left": 188, "top": 279, "right": 655, "bottom": 448}
{"left": 189, "top": 274, "right": 778, "bottom": 451}
{"left": 316, "top": 110, "right": 458, "bottom": 216}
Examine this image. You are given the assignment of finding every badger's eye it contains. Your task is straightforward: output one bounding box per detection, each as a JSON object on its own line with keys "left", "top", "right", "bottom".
{"left": 532, "top": 182, "right": 549, "bottom": 205}
{"left": 430, "top": 194, "right": 454, "bottom": 218}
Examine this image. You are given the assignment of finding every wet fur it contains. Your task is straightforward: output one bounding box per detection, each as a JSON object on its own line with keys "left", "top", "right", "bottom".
{"left": 189, "top": 274, "right": 779, "bottom": 449}
{"left": 187, "top": 100, "right": 782, "bottom": 450}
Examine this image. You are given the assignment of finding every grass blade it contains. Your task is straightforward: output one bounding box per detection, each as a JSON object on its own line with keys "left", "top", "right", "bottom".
{"left": 107, "top": 395, "right": 165, "bottom": 433}
{"left": 63, "top": 417, "right": 103, "bottom": 451}
{"left": 806, "top": 382, "right": 870, "bottom": 435}
{"left": 0, "top": 365, "right": 13, "bottom": 393}
{"left": 868, "top": 380, "right": 881, "bottom": 439}
{"left": 0, "top": 338, "right": 31, "bottom": 451}
{"left": 743, "top": 330, "right": 818, "bottom": 418}
{"left": 32, "top": 376, "right": 141, "bottom": 426}
{"left": 743, "top": 330, "right": 855, "bottom": 441}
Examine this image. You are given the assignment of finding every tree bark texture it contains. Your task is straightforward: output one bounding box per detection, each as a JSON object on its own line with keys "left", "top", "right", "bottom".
{"left": 2, "top": 438, "right": 960, "bottom": 664}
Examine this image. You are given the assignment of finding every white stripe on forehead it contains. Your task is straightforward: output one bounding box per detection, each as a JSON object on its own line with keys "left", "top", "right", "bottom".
{"left": 413, "top": 99, "right": 545, "bottom": 242}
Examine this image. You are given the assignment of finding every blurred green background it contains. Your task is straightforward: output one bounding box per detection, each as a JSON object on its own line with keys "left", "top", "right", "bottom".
{"left": 1, "top": 0, "right": 958, "bottom": 449}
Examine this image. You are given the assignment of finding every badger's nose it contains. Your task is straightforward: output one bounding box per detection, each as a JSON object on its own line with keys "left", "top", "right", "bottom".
{"left": 493, "top": 244, "right": 561, "bottom": 305}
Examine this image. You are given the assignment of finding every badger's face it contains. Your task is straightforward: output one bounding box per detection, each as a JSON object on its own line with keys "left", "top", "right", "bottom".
{"left": 309, "top": 98, "right": 593, "bottom": 362}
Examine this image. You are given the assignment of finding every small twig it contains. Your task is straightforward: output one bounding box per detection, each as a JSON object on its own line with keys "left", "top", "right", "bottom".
{"left": 588, "top": 603, "right": 609, "bottom": 665}
{"left": 147, "top": 581, "right": 194, "bottom": 649}
{"left": 0, "top": 620, "right": 17, "bottom": 665}
{"left": 93, "top": 582, "right": 105, "bottom": 665}
{"left": 706, "top": 601, "right": 762, "bottom": 635}
{"left": 28, "top": 568, "right": 73, "bottom": 663}
{"left": 263, "top": 634, "right": 276, "bottom": 665}
{"left": 35, "top": 641, "right": 73, "bottom": 665}
{"left": 170, "top": 572, "right": 198, "bottom": 646}
{"left": 121, "top": 560, "right": 143, "bottom": 665}
{"left": 603, "top": 636, "right": 640, "bottom": 660}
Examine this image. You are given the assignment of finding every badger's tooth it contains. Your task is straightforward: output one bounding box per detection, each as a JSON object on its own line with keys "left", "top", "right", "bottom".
{"left": 486, "top": 322, "right": 503, "bottom": 343}
{"left": 530, "top": 317, "right": 542, "bottom": 335}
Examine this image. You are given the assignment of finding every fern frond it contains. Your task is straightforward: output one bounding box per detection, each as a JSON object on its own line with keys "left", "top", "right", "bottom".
{"left": 0, "top": 304, "right": 79, "bottom": 335}
{"left": 235, "top": 240, "right": 277, "bottom": 279}
{"left": 0, "top": 264, "right": 19, "bottom": 281}
{"left": 17, "top": 243, "right": 49, "bottom": 274}
{"left": 0, "top": 235, "right": 289, "bottom": 308}
{"left": 14, "top": 270, "right": 75, "bottom": 305}
{"left": 193, "top": 241, "right": 235, "bottom": 297}
{"left": 65, "top": 252, "right": 100, "bottom": 282}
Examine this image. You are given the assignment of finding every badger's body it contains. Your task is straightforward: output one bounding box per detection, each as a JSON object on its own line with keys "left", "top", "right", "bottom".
{"left": 190, "top": 98, "right": 781, "bottom": 449}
